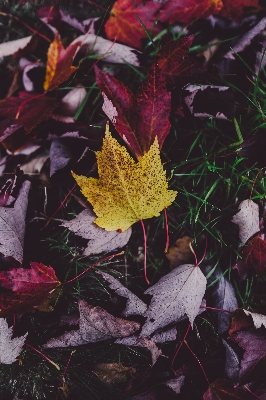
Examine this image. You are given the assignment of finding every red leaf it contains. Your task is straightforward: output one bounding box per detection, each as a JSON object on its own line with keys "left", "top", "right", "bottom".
{"left": 219, "top": 0, "right": 262, "bottom": 22}
{"left": 44, "top": 32, "right": 81, "bottom": 91}
{"left": 234, "top": 236, "right": 266, "bottom": 278}
{"left": 159, "top": 0, "right": 223, "bottom": 25}
{"left": 157, "top": 36, "right": 207, "bottom": 86}
{"left": 203, "top": 378, "right": 249, "bottom": 399}
{"left": 95, "top": 64, "right": 171, "bottom": 158}
{"left": 0, "top": 91, "right": 59, "bottom": 133}
{"left": 104, "top": 0, "right": 162, "bottom": 49}
{"left": 0, "top": 262, "right": 61, "bottom": 316}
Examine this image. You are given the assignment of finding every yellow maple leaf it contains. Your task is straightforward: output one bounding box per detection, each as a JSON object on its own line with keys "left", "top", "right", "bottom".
{"left": 73, "top": 125, "right": 177, "bottom": 232}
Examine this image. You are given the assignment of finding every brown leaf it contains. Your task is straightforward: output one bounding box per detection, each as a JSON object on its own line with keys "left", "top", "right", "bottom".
{"left": 166, "top": 236, "right": 194, "bottom": 270}
{"left": 93, "top": 362, "right": 136, "bottom": 386}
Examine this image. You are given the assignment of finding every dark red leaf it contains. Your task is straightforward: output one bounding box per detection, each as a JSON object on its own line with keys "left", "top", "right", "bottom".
{"left": 234, "top": 236, "right": 266, "bottom": 278}
{"left": 0, "top": 262, "right": 61, "bottom": 316}
{"left": 219, "top": 0, "right": 261, "bottom": 22}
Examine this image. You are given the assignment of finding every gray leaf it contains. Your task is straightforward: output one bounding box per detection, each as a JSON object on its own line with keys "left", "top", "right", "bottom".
{"left": 50, "top": 139, "right": 72, "bottom": 177}
{"left": 222, "top": 339, "right": 240, "bottom": 382}
{"left": 0, "top": 318, "right": 27, "bottom": 364}
{"left": 162, "top": 375, "right": 185, "bottom": 394}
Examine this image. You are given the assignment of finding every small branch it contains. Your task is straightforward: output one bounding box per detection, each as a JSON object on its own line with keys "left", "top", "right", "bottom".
{"left": 171, "top": 323, "right": 191, "bottom": 371}
{"left": 164, "top": 208, "right": 169, "bottom": 253}
{"left": 140, "top": 220, "right": 149, "bottom": 285}
{"left": 200, "top": 305, "right": 232, "bottom": 314}
{"left": 26, "top": 344, "right": 60, "bottom": 370}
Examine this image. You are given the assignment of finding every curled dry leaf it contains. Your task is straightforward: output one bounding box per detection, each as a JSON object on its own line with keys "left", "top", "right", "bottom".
{"left": 243, "top": 309, "right": 266, "bottom": 329}
{"left": 93, "top": 362, "right": 136, "bottom": 386}
{"left": 71, "top": 34, "right": 141, "bottom": 66}
{"left": 141, "top": 264, "right": 207, "bottom": 337}
{"left": 0, "top": 318, "right": 27, "bottom": 364}
{"left": 44, "top": 299, "right": 140, "bottom": 347}
{"left": 0, "top": 180, "right": 30, "bottom": 263}
{"left": 0, "top": 262, "right": 61, "bottom": 316}
{"left": 96, "top": 271, "right": 147, "bottom": 316}
{"left": 231, "top": 199, "right": 259, "bottom": 244}
{"left": 0, "top": 36, "right": 32, "bottom": 58}
{"left": 73, "top": 125, "right": 176, "bottom": 232}
{"left": 62, "top": 209, "right": 132, "bottom": 256}
{"left": 104, "top": 0, "right": 162, "bottom": 49}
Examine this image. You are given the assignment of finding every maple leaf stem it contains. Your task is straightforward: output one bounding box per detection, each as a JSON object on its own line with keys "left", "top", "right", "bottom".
{"left": 189, "top": 241, "right": 198, "bottom": 265}
{"left": 250, "top": 168, "right": 263, "bottom": 199}
{"left": 26, "top": 344, "right": 60, "bottom": 370}
{"left": 140, "top": 220, "right": 149, "bottom": 285}
{"left": 0, "top": 12, "right": 51, "bottom": 43}
{"left": 62, "top": 350, "right": 76, "bottom": 378}
{"left": 184, "top": 340, "right": 209, "bottom": 385}
{"left": 164, "top": 208, "right": 170, "bottom": 253}
{"left": 243, "top": 385, "right": 262, "bottom": 400}
{"left": 200, "top": 305, "right": 232, "bottom": 314}
{"left": 171, "top": 323, "right": 191, "bottom": 371}
{"left": 15, "top": 93, "right": 45, "bottom": 120}
{"left": 63, "top": 252, "right": 124, "bottom": 285}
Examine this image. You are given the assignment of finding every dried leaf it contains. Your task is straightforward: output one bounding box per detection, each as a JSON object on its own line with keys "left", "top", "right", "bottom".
{"left": 0, "top": 36, "right": 32, "bottom": 58}
{"left": 203, "top": 378, "right": 249, "bottom": 399}
{"left": 0, "top": 181, "right": 30, "bottom": 263}
{"left": 0, "top": 262, "right": 61, "bottom": 316}
{"left": 141, "top": 264, "right": 207, "bottom": 337}
{"left": 166, "top": 236, "right": 195, "bottom": 270}
{"left": 49, "top": 139, "right": 72, "bottom": 176}
{"left": 222, "top": 339, "right": 240, "bottom": 382}
{"left": 162, "top": 375, "right": 185, "bottom": 394}
{"left": 236, "top": 236, "right": 266, "bottom": 277}
{"left": 159, "top": 0, "right": 223, "bottom": 25}
{"left": 44, "top": 299, "right": 140, "bottom": 347}
{"left": 229, "top": 309, "right": 253, "bottom": 335}
{"left": 61, "top": 209, "right": 132, "bottom": 256}
{"left": 44, "top": 32, "right": 81, "bottom": 92}
{"left": 96, "top": 271, "right": 147, "bottom": 316}
{"left": 95, "top": 64, "right": 171, "bottom": 158}
{"left": 93, "top": 362, "right": 136, "bottom": 385}
{"left": 138, "top": 338, "right": 162, "bottom": 366}
{"left": 243, "top": 309, "right": 266, "bottom": 329}
{"left": 230, "top": 331, "right": 266, "bottom": 382}
{"left": 105, "top": 0, "right": 162, "bottom": 49}
{"left": 219, "top": 0, "right": 261, "bottom": 21}
{"left": 231, "top": 199, "right": 259, "bottom": 244}
{"left": 73, "top": 125, "right": 177, "bottom": 232}
{"left": 0, "top": 318, "right": 27, "bottom": 364}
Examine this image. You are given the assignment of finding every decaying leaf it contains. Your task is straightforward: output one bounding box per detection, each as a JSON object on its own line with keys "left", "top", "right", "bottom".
{"left": 243, "top": 309, "right": 266, "bottom": 329}
{"left": 162, "top": 375, "right": 185, "bottom": 394}
{"left": 235, "top": 236, "right": 266, "bottom": 277}
{"left": 0, "top": 318, "right": 27, "bottom": 364}
{"left": 166, "top": 236, "right": 194, "bottom": 270}
{"left": 0, "top": 262, "right": 61, "bottom": 316}
{"left": 115, "top": 336, "right": 162, "bottom": 366}
{"left": 105, "top": 0, "right": 162, "bottom": 49}
{"left": 93, "top": 362, "right": 136, "bottom": 385}
{"left": 229, "top": 308, "right": 253, "bottom": 335}
{"left": 44, "top": 32, "right": 81, "bottom": 92}
{"left": 222, "top": 339, "right": 240, "bottom": 382}
{"left": 95, "top": 64, "right": 171, "bottom": 159}
{"left": 230, "top": 331, "right": 266, "bottom": 382}
{"left": 44, "top": 299, "right": 140, "bottom": 347}
{"left": 141, "top": 264, "right": 207, "bottom": 337}
{"left": 97, "top": 271, "right": 147, "bottom": 316}
{"left": 0, "top": 180, "right": 30, "bottom": 263}
{"left": 159, "top": 0, "right": 223, "bottom": 25}
{"left": 73, "top": 125, "right": 177, "bottom": 232}
{"left": 61, "top": 209, "right": 132, "bottom": 256}
{"left": 231, "top": 199, "right": 259, "bottom": 244}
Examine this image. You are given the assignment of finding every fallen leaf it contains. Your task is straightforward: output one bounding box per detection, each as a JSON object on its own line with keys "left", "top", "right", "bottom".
{"left": 96, "top": 271, "right": 147, "bottom": 316}
{"left": 140, "top": 264, "right": 207, "bottom": 337}
{"left": 49, "top": 139, "right": 72, "bottom": 176}
{"left": 20, "top": 150, "right": 49, "bottom": 174}
{"left": 73, "top": 125, "right": 177, "bottom": 231}
{"left": 95, "top": 64, "right": 171, "bottom": 158}
{"left": 0, "top": 318, "right": 27, "bottom": 364}
{"left": 0, "top": 92, "right": 59, "bottom": 134}
{"left": 230, "top": 331, "right": 266, "bottom": 382}
{"left": 139, "top": 338, "right": 162, "bottom": 366}
{"left": 38, "top": 5, "right": 86, "bottom": 33}
{"left": 166, "top": 236, "right": 194, "bottom": 270}
{"left": 159, "top": 0, "right": 223, "bottom": 25}
{"left": 162, "top": 375, "right": 185, "bottom": 394}
{"left": 0, "top": 180, "right": 30, "bottom": 263}
{"left": 231, "top": 199, "right": 260, "bottom": 244}
{"left": 183, "top": 85, "right": 235, "bottom": 120}
{"left": 203, "top": 378, "right": 249, "bottom": 399}
{"left": 229, "top": 309, "right": 253, "bottom": 335}
{"left": 222, "top": 339, "right": 240, "bottom": 382}
{"left": 157, "top": 36, "right": 206, "bottom": 87}
{"left": 0, "top": 262, "right": 61, "bottom": 316}
{"left": 236, "top": 236, "right": 266, "bottom": 277}
{"left": 44, "top": 32, "right": 81, "bottom": 92}
{"left": 243, "top": 309, "right": 266, "bottom": 329}
{"left": 0, "top": 36, "right": 32, "bottom": 58}
{"left": 52, "top": 87, "right": 87, "bottom": 123}
{"left": 72, "top": 33, "right": 141, "bottom": 66}
{"left": 105, "top": 0, "right": 162, "bottom": 49}
{"left": 93, "top": 362, "right": 136, "bottom": 385}
{"left": 219, "top": 0, "right": 261, "bottom": 22}
{"left": 44, "top": 299, "right": 140, "bottom": 347}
